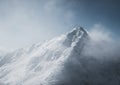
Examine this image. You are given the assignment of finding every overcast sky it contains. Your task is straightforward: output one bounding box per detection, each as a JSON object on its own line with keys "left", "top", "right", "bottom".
{"left": 0, "top": 0, "right": 119, "bottom": 51}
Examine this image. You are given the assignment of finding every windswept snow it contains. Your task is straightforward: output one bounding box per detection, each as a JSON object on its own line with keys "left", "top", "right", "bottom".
{"left": 0, "top": 27, "right": 120, "bottom": 85}
{"left": 0, "top": 27, "right": 88, "bottom": 85}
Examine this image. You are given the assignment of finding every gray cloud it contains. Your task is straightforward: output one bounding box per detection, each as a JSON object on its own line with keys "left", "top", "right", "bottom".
{"left": 54, "top": 24, "right": 120, "bottom": 85}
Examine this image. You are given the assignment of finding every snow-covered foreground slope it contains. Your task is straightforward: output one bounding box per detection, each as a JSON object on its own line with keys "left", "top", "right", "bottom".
{"left": 0, "top": 27, "right": 120, "bottom": 85}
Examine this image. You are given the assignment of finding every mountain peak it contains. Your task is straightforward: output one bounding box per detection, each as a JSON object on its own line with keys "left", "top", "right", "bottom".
{"left": 67, "top": 27, "right": 88, "bottom": 38}
{"left": 63, "top": 27, "right": 89, "bottom": 47}
{"left": 0, "top": 26, "right": 90, "bottom": 85}
{"left": 70, "top": 27, "right": 86, "bottom": 33}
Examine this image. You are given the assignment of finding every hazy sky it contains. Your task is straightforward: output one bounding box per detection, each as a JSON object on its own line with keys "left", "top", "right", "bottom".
{"left": 0, "top": 0, "right": 119, "bottom": 51}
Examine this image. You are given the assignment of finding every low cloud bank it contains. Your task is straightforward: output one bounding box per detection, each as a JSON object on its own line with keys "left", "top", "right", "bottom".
{"left": 85, "top": 24, "right": 120, "bottom": 59}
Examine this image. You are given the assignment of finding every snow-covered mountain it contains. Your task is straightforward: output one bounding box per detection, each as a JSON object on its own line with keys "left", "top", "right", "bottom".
{"left": 0, "top": 27, "right": 120, "bottom": 85}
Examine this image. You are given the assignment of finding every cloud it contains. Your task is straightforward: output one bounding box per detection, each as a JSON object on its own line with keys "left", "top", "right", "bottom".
{"left": 83, "top": 24, "right": 120, "bottom": 59}
{"left": 54, "top": 24, "right": 120, "bottom": 85}
{"left": 0, "top": 0, "right": 77, "bottom": 51}
{"left": 89, "top": 24, "right": 112, "bottom": 42}
{"left": 43, "top": 0, "right": 59, "bottom": 12}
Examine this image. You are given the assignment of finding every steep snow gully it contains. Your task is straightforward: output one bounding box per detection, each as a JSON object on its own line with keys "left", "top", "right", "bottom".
{"left": 0, "top": 27, "right": 120, "bottom": 85}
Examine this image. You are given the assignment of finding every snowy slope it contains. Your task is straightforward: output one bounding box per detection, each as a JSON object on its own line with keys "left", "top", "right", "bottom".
{"left": 0, "top": 27, "right": 120, "bottom": 85}
{"left": 0, "top": 27, "right": 89, "bottom": 85}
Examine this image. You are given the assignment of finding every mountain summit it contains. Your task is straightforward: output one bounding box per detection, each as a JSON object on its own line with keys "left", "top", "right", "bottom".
{"left": 63, "top": 27, "right": 89, "bottom": 47}
{"left": 0, "top": 27, "right": 89, "bottom": 85}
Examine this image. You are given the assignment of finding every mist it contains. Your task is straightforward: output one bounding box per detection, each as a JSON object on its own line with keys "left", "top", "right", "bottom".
{"left": 0, "top": 0, "right": 75, "bottom": 51}
{"left": 0, "top": 0, "right": 119, "bottom": 52}
{"left": 53, "top": 25, "right": 120, "bottom": 85}
{"left": 0, "top": 0, "right": 120, "bottom": 85}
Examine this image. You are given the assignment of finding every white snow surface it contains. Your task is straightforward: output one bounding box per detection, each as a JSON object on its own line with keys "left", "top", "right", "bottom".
{"left": 0, "top": 27, "right": 89, "bottom": 85}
